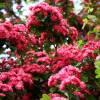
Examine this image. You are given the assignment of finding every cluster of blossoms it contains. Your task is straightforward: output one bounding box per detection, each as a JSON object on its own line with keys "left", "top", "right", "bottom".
{"left": 50, "top": 40, "right": 100, "bottom": 74}
{"left": 0, "top": 21, "right": 12, "bottom": 39}
{"left": 0, "top": 1, "right": 100, "bottom": 100}
{"left": 0, "top": 68, "right": 33, "bottom": 97}
{"left": 48, "top": 65, "right": 89, "bottom": 98}
{"left": 27, "top": 2, "right": 78, "bottom": 43}
{"left": 48, "top": 41, "right": 100, "bottom": 99}
{"left": 49, "top": 93, "right": 68, "bottom": 100}
{"left": 0, "top": 58, "right": 16, "bottom": 71}
{"left": 23, "top": 50, "right": 51, "bottom": 65}
{"left": 57, "top": 45, "right": 80, "bottom": 61}
{"left": 22, "top": 64, "right": 47, "bottom": 74}
{"left": 50, "top": 56, "right": 68, "bottom": 73}
{"left": 31, "top": 51, "right": 51, "bottom": 65}
{"left": 0, "top": 21, "right": 28, "bottom": 51}
{"left": 57, "top": 40, "right": 100, "bottom": 62}
{"left": 0, "top": 56, "right": 48, "bottom": 98}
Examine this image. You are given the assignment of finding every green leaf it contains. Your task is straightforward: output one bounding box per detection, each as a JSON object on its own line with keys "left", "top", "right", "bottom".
{"left": 88, "top": 8, "right": 94, "bottom": 13}
{"left": 95, "top": 61, "right": 100, "bottom": 68}
{"left": 82, "top": 75, "right": 88, "bottom": 82}
{"left": 95, "top": 68, "right": 100, "bottom": 74}
{"left": 96, "top": 74, "right": 100, "bottom": 78}
{"left": 77, "top": 40, "right": 84, "bottom": 48}
{"left": 87, "top": 15, "right": 96, "bottom": 22}
{"left": 95, "top": 61, "right": 100, "bottom": 78}
{"left": 0, "top": 3, "right": 5, "bottom": 8}
{"left": 40, "top": 94, "right": 50, "bottom": 100}
{"left": 49, "top": 87, "right": 57, "bottom": 93}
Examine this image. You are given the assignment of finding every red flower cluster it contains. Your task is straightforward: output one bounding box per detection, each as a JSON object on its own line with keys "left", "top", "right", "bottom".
{"left": 48, "top": 40, "right": 100, "bottom": 73}
{"left": 49, "top": 93, "right": 68, "bottom": 100}
{"left": 57, "top": 41, "right": 100, "bottom": 62}
{"left": 57, "top": 45, "right": 80, "bottom": 61}
{"left": 0, "top": 68, "right": 33, "bottom": 96}
{"left": 76, "top": 41, "right": 100, "bottom": 61}
{"left": 0, "top": 21, "right": 12, "bottom": 39}
{"left": 22, "top": 64, "right": 47, "bottom": 74}
{"left": 73, "top": 91, "right": 84, "bottom": 99}
{"left": 27, "top": 2, "right": 78, "bottom": 42}
{"left": 69, "top": 27, "right": 78, "bottom": 41}
{"left": 0, "top": 1, "right": 100, "bottom": 99}
{"left": 24, "top": 50, "right": 51, "bottom": 65}
{"left": 48, "top": 65, "right": 89, "bottom": 98}
{"left": 0, "top": 22, "right": 28, "bottom": 51}
{"left": 0, "top": 58, "right": 16, "bottom": 71}
{"left": 27, "top": 2, "right": 63, "bottom": 27}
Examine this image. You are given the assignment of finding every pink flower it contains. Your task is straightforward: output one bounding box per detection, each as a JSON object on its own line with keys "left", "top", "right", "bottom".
{"left": 23, "top": 64, "right": 47, "bottom": 74}
{"left": 26, "top": 2, "right": 71, "bottom": 38}
{"left": 37, "top": 56, "right": 50, "bottom": 64}
{"left": 69, "top": 27, "right": 78, "bottom": 40}
{"left": 0, "top": 21, "right": 12, "bottom": 39}
{"left": 1, "top": 84, "right": 13, "bottom": 92}
{"left": 48, "top": 76, "right": 57, "bottom": 86}
{"left": 0, "top": 93, "right": 6, "bottom": 97}
{"left": 13, "top": 24, "right": 26, "bottom": 32}
{"left": 49, "top": 93, "right": 68, "bottom": 100}
{"left": 51, "top": 15, "right": 58, "bottom": 21}
{"left": 15, "top": 81, "right": 24, "bottom": 91}
{"left": 73, "top": 91, "right": 84, "bottom": 99}
{"left": 48, "top": 65, "right": 87, "bottom": 95}
{"left": 34, "top": 51, "right": 46, "bottom": 57}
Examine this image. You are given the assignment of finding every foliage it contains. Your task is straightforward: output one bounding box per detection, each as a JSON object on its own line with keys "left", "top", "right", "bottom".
{"left": 95, "top": 60, "right": 100, "bottom": 78}
{"left": 40, "top": 94, "right": 50, "bottom": 100}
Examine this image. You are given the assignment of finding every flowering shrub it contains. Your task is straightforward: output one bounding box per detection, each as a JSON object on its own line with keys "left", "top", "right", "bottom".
{"left": 0, "top": 1, "right": 100, "bottom": 100}
{"left": 27, "top": 2, "right": 78, "bottom": 47}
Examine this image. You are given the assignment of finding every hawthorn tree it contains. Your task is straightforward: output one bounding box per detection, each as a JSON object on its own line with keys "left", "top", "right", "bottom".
{"left": 0, "top": 0, "right": 100, "bottom": 100}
